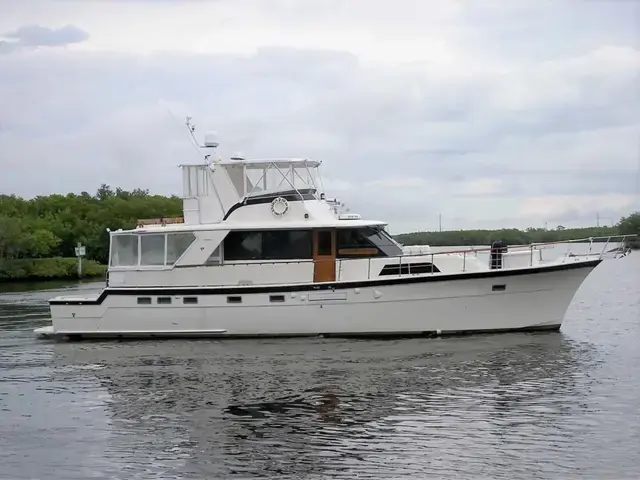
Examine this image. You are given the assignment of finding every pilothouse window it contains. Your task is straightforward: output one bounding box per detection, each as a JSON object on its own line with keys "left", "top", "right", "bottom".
{"left": 166, "top": 232, "right": 196, "bottom": 264}
{"left": 110, "top": 234, "right": 139, "bottom": 266}
{"left": 110, "top": 232, "right": 195, "bottom": 267}
{"left": 336, "top": 227, "right": 402, "bottom": 258}
{"left": 140, "top": 234, "right": 166, "bottom": 266}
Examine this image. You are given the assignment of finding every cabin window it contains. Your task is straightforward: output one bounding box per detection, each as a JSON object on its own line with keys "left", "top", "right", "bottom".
{"left": 166, "top": 232, "right": 196, "bottom": 264}
{"left": 378, "top": 262, "right": 440, "bottom": 276}
{"left": 183, "top": 297, "right": 198, "bottom": 304}
{"left": 110, "top": 234, "right": 139, "bottom": 267}
{"left": 492, "top": 284, "right": 506, "bottom": 292}
{"left": 337, "top": 227, "right": 403, "bottom": 258}
{"left": 223, "top": 230, "right": 313, "bottom": 261}
{"left": 140, "top": 234, "right": 166, "bottom": 266}
{"left": 227, "top": 296, "right": 242, "bottom": 304}
{"left": 157, "top": 297, "right": 172, "bottom": 304}
{"left": 224, "top": 231, "right": 262, "bottom": 260}
{"left": 269, "top": 295, "right": 285, "bottom": 303}
{"left": 137, "top": 297, "right": 152, "bottom": 305}
{"left": 264, "top": 230, "right": 313, "bottom": 259}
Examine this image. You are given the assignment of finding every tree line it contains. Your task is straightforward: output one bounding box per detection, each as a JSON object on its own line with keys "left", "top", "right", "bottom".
{"left": 395, "top": 213, "right": 639, "bottom": 249}
{"left": 1, "top": 184, "right": 639, "bottom": 267}
{"left": 0, "top": 184, "right": 183, "bottom": 265}
{"left": 396, "top": 221, "right": 640, "bottom": 246}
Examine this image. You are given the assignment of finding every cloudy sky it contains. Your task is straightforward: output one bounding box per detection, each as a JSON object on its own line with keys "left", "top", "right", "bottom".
{"left": 0, "top": 0, "right": 638, "bottom": 233}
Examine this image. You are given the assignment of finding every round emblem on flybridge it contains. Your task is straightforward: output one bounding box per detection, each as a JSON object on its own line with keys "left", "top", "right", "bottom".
{"left": 270, "top": 197, "right": 289, "bottom": 217}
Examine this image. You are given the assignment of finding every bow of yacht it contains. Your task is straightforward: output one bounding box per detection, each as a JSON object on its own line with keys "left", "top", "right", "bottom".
{"left": 34, "top": 126, "right": 634, "bottom": 340}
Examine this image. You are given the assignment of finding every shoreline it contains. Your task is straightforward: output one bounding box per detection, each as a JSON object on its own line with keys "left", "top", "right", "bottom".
{"left": 0, "top": 258, "right": 107, "bottom": 284}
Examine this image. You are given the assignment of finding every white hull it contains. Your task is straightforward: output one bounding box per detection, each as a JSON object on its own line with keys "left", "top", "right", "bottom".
{"left": 41, "top": 260, "right": 600, "bottom": 340}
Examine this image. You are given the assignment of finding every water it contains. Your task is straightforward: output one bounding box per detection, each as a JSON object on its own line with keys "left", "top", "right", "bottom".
{"left": 0, "top": 255, "right": 639, "bottom": 479}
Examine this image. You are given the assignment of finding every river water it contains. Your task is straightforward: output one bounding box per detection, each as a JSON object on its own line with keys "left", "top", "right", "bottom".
{"left": 0, "top": 255, "right": 639, "bottom": 479}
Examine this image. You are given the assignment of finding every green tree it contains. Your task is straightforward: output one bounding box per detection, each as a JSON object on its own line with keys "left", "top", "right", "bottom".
{"left": 618, "top": 212, "right": 640, "bottom": 249}
{"left": 0, "top": 186, "right": 183, "bottom": 264}
{"left": 24, "top": 229, "right": 61, "bottom": 257}
{"left": 0, "top": 216, "right": 23, "bottom": 259}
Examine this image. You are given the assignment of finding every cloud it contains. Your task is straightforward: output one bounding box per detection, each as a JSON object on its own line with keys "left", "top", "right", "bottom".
{"left": 0, "top": 0, "right": 638, "bottom": 233}
{"left": 366, "top": 178, "right": 429, "bottom": 189}
{"left": 0, "top": 24, "right": 89, "bottom": 53}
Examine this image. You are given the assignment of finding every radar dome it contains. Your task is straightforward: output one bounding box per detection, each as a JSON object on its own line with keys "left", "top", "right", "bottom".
{"left": 203, "top": 131, "right": 219, "bottom": 148}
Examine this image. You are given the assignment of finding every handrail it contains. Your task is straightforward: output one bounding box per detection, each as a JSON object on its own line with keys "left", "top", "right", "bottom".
{"left": 397, "top": 234, "right": 637, "bottom": 258}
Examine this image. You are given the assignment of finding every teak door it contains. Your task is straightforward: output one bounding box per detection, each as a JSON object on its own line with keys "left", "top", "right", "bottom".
{"left": 313, "top": 229, "right": 336, "bottom": 282}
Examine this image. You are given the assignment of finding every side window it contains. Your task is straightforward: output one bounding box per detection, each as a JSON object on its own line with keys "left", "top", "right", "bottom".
{"left": 223, "top": 230, "right": 313, "bottom": 261}
{"left": 224, "top": 231, "right": 263, "bottom": 261}
{"left": 337, "top": 229, "right": 372, "bottom": 249}
{"left": 263, "top": 230, "right": 313, "bottom": 259}
{"left": 110, "top": 234, "right": 139, "bottom": 266}
{"left": 367, "top": 228, "right": 403, "bottom": 255}
{"left": 336, "top": 228, "right": 382, "bottom": 258}
{"left": 166, "top": 232, "right": 196, "bottom": 264}
{"left": 140, "top": 234, "right": 166, "bottom": 266}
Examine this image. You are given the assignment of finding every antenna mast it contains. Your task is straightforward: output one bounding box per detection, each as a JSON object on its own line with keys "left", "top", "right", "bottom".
{"left": 185, "top": 117, "right": 221, "bottom": 165}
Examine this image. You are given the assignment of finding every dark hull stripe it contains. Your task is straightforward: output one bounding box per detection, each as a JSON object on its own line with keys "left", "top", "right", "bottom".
{"left": 49, "top": 259, "right": 601, "bottom": 306}
{"left": 40, "top": 323, "right": 563, "bottom": 341}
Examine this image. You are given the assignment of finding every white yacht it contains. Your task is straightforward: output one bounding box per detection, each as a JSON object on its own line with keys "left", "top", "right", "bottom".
{"left": 34, "top": 127, "right": 631, "bottom": 340}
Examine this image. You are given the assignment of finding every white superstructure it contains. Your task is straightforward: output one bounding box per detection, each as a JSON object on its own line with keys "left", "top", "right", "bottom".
{"left": 34, "top": 122, "right": 634, "bottom": 340}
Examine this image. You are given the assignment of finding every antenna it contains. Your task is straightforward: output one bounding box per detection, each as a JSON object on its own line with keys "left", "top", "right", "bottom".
{"left": 184, "top": 116, "right": 222, "bottom": 165}
{"left": 165, "top": 109, "right": 217, "bottom": 165}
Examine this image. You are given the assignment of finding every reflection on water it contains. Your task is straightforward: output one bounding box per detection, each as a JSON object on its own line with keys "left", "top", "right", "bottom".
{"left": 0, "top": 256, "right": 639, "bottom": 479}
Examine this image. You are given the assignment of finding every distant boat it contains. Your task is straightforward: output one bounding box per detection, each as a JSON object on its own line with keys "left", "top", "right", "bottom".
{"left": 33, "top": 123, "right": 636, "bottom": 341}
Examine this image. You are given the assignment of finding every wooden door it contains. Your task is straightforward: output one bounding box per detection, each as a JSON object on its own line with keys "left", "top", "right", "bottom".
{"left": 313, "top": 230, "right": 336, "bottom": 282}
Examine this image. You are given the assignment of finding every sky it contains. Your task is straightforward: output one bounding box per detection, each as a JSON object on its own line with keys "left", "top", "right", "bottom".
{"left": 0, "top": 0, "right": 638, "bottom": 234}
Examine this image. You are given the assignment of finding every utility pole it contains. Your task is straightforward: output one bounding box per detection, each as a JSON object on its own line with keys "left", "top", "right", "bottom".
{"left": 75, "top": 242, "right": 86, "bottom": 277}
{"left": 439, "top": 212, "right": 442, "bottom": 232}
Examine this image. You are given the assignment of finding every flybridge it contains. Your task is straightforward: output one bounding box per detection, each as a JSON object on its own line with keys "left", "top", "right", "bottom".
{"left": 176, "top": 120, "right": 345, "bottom": 225}
{"left": 179, "top": 157, "right": 328, "bottom": 225}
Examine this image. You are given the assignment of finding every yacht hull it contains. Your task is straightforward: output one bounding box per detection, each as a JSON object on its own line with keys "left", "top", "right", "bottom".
{"left": 38, "top": 259, "right": 599, "bottom": 340}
